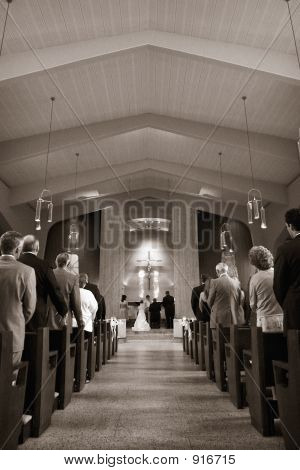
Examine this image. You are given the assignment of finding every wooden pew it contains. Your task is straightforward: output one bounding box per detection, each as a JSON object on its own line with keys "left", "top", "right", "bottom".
{"left": 212, "top": 325, "right": 230, "bottom": 392}
{"left": 197, "top": 321, "right": 206, "bottom": 371}
{"left": 102, "top": 320, "right": 107, "bottom": 365}
{"left": 86, "top": 327, "right": 97, "bottom": 382}
{"left": 115, "top": 325, "right": 118, "bottom": 353}
{"left": 94, "top": 320, "right": 102, "bottom": 372}
{"left": 182, "top": 325, "right": 185, "bottom": 352}
{"left": 273, "top": 330, "right": 300, "bottom": 449}
{"left": 189, "top": 320, "right": 194, "bottom": 360}
{"left": 192, "top": 320, "right": 199, "bottom": 365}
{"left": 22, "top": 328, "right": 58, "bottom": 437}
{"left": 0, "top": 332, "right": 28, "bottom": 450}
{"left": 225, "top": 325, "right": 251, "bottom": 408}
{"left": 71, "top": 328, "right": 88, "bottom": 392}
{"left": 106, "top": 320, "right": 112, "bottom": 361}
{"left": 49, "top": 325, "right": 76, "bottom": 409}
{"left": 203, "top": 322, "right": 214, "bottom": 380}
{"left": 243, "top": 327, "right": 287, "bottom": 436}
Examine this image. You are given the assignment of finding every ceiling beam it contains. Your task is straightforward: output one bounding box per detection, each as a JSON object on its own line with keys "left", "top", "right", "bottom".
{"left": 0, "top": 31, "right": 299, "bottom": 86}
{"left": 0, "top": 113, "right": 297, "bottom": 168}
{"left": 9, "top": 159, "right": 287, "bottom": 207}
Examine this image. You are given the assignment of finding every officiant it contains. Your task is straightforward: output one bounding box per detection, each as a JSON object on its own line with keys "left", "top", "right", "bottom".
{"left": 149, "top": 299, "right": 161, "bottom": 329}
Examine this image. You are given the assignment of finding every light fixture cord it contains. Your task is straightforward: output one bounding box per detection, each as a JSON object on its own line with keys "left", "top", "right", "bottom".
{"left": 44, "top": 97, "right": 55, "bottom": 188}
{"left": 0, "top": 0, "right": 11, "bottom": 57}
{"left": 286, "top": 0, "right": 300, "bottom": 70}
{"left": 243, "top": 97, "right": 255, "bottom": 189}
{"left": 75, "top": 153, "right": 79, "bottom": 198}
{"left": 219, "top": 152, "right": 224, "bottom": 216}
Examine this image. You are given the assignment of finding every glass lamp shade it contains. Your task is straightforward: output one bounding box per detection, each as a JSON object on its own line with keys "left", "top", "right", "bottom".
{"left": 260, "top": 206, "right": 267, "bottom": 229}
{"left": 247, "top": 201, "right": 253, "bottom": 224}
{"left": 253, "top": 198, "right": 260, "bottom": 219}
{"left": 35, "top": 221, "right": 41, "bottom": 231}
{"left": 47, "top": 202, "right": 53, "bottom": 223}
{"left": 35, "top": 198, "right": 42, "bottom": 222}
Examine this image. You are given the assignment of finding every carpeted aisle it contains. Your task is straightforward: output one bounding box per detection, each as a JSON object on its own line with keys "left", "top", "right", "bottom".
{"left": 20, "top": 339, "right": 284, "bottom": 450}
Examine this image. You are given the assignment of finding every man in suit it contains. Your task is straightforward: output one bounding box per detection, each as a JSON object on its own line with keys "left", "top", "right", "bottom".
{"left": 207, "top": 263, "right": 243, "bottom": 339}
{"left": 191, "top": 274, "right": 208, "bottom": 320}
{"left": 0, "top": 231, "right": 36, "bottom": 376}
{"left": 162, "top": 291, "right": 175, "bottom": 329}
{"left": 149, "top": 298, "right": 161, "bottom": 329}
{"left": 274, "top": 208, "right": 300, "bottom": 330}
{"left": 49, "top": 252, "right": 84, "bottom": 330}
{"left": 19, "top": 235, "right": 68, "bottom": 330}
{"left": 82, "top": 273, "right": 106, "bottom": 321}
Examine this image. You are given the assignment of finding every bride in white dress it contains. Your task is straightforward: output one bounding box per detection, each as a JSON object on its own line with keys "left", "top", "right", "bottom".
{"left": 132, "top": 300, "right": 151, "bottom": 332}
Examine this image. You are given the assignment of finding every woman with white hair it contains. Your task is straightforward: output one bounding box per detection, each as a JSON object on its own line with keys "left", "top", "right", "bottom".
{"left": 249, "top": 246, "right": 283, "bottom": 332}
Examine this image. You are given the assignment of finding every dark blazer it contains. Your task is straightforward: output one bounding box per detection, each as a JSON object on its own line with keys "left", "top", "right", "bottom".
{"left": 191, "top": 285, "right": 204, "bottom": 320}
{"left": 162, "top": 294, "right": 175, "bottom": 315}
{"left": 274, "top": 235, "right": 300, "bottom": 329}
{"left": 0, "top": 256, "right": 36, "bottom": 352}
{"left": 149, "top": 301, "right": 161, "bottom": 321}
{"left": 19, "top": 252, "right": 68, "bottom": 330}
{"left": 85, "top": 282, "right": 106, "bottom": 320}
{"left": 52, "top": 268, "right": 83, "bottom": 328}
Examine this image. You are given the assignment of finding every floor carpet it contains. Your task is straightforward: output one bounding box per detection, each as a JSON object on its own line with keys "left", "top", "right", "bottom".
{"left": 20, "top": 339, "right": 284, "bottom": 450}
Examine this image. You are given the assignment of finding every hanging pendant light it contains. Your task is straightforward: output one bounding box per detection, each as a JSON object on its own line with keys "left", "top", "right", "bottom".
{"left": 35, "top": 97, "right": 55, "bottom": 230}
{"left": 218, "top": 152, "right": 235, "bottom": 253}
{"left": 68, "top": 152, "right": 80, "bottom": 252}
{"left": 0, "top": 0, "right": 12, "bottom": 57}
{"left": 242, "top": 96, "right": 267, "bottom": 229}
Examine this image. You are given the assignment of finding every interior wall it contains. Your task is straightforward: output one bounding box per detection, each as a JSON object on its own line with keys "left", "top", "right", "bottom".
{"left": 197, "top": 210, "right": 253, "bottom": 290}
{"left": 44, "top": 211, "right": 101, "bottom": 284}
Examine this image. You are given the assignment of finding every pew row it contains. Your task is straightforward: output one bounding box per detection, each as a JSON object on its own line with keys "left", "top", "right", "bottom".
{"left": 273, "top": 330, "right": 300, "bottom": 449}
{"left": 0, "top": 332, "right": 28, "bottom": 450}
{"left": 203, "top": 323, "right": 214, "bottom": 381}
{"left": 212, "top": 325, "right": 230, "bottom": 392}
{"left": 71, "top": 328, "right": 88, "bottom": 392}
{"left": 22, "top": 328, "right": 58, "bottom": 438}
{"left": 196, "top": 321, "right": 206, "bottom": 371}
{"left": 225, "top": 325, "right": 251, "bottom": 408}
{"left": 49, "top": 325, "right": 76, "bottom": 409}
{"left": 243, "top": 327, "right": 287, "bottom": 436}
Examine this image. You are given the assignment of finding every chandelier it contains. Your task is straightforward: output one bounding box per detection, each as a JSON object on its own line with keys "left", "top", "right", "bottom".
{"left": 242, "top": 96, "right": 267, "bottom": 229}
{"left": 67, "top": 152, "right": 80, "bottom": 252}
{"left": 35, "top": 97, "right": 55, "bottom": 230}
{"left": 218, "top": 151, "right": 235, "bottom": 253}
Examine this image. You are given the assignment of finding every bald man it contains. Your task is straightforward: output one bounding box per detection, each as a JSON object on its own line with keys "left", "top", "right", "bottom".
{"left": 19, "top": 235, "right": 68, "bottom": 330}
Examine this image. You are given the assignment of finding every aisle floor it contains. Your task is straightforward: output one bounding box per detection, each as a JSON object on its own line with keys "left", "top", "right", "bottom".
{"left": 20, "top": 340, "right": 284, "bottom": 450}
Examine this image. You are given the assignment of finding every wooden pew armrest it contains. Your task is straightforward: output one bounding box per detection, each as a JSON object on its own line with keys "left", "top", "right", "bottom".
{"left": 273, "top": 360, "right": 289, "bottom": 388}
{"left": 49, "top": 350, "right": 58, "bottom": 369}
{"left": 13, "top": 361, "right": 28, "bottom": 387}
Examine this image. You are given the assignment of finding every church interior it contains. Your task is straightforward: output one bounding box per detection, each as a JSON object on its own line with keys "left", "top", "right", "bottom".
{"left": 0, "top": 0, "right": 300, "bottom": 452}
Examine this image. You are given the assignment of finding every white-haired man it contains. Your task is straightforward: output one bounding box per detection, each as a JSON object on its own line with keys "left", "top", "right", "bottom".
{"left": 207, "top": 262, "right": 244, "bottom": 339}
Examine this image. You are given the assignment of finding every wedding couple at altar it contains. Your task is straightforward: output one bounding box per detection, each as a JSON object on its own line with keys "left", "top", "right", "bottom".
{"left": 132, "top": 299, "right": 162, "bottom": 331}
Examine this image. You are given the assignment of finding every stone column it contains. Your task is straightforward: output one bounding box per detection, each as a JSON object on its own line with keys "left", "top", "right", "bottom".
{"left": 99, "top": 207, "right": 125, "bottom": 318}
{"left": 172, "top": 204, "right": 199, "bottom": 318}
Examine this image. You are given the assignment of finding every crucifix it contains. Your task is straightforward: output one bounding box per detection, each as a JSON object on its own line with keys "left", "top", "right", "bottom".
{"left": 137, "top": 251, "right": 162, "bottom": 290}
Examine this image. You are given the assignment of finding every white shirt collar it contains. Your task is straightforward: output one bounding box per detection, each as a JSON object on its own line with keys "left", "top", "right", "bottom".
{"left": 0, "top": 254, "right": 16, "bottom": 260}
{"left": 219, "top": 272, "right": 228, "bottom": 278}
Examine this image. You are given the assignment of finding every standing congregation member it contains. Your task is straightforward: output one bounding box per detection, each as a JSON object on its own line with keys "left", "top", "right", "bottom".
{"left": 75, "top": 273, "right": 98, "bottom": 338}
{"left": 19, "top": 235, "right": 68, "bottom": 330}
{"left": 49, "top": 252, "right": 84, "bottom": 330}
{"left": 199, "top": 277, "right": 211, "bottom": 322}
{"left": 0, "top": 231, "right": 36, "bottom": 377}
{"left": 191, "top": 274, "right": 208, "bottom": 320}
{"left": 162, "top": 291, "right": 175, "bottom": 329}
{"left": 249, "top": 246, "right": 283, "bottom": 332}
{"left": 207, "top": 263, "right": 244, "bottom": 339}
{"left": 83, "top": 273, "right": 106, "bottom": 321}
{"left": 274, "top": 208, "right": 300, "bottom": 330}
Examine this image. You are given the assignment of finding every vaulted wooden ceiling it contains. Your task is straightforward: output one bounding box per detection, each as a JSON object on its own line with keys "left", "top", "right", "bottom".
{"left": 0, "top": 0, "right": 299, "bottom": 209}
